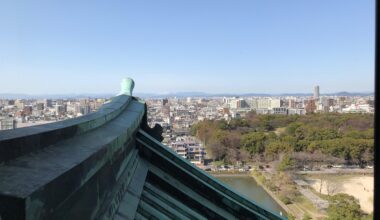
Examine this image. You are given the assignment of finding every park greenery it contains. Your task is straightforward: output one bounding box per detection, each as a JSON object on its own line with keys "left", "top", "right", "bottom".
{"left": 326, "top": 193, "right": 370, "bottom": 220}
{"left": 193, "top": 112, "right": 374, "bottom": 219}
{"left": 191, "top": 112, "right": 374, "bottom": 168}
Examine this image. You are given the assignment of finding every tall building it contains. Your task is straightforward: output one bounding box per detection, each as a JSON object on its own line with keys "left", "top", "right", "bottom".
{"left": 314, "top": 85, "right": 320, "bottom": 99}
{"left": 45, "top": 99, "right": 53, "bottom": 108}
{"left": 229, "top": 99, "right": 238, "bottom": 109}
{"left": 246, "top": 99, "right": 258, "bottom": 109}
{"left": 15, "top": 100, "right": 24, "bottom": 109}
{"left": 55, "top": 105, "right": 67, "bottom": 115}
{"left": 257, "top": 98, "right": 271, "bottom": 109}
{"left": 288, "top": 99, "right": 296, "bottom": 108}
{"left": 80, "top": 105, "right": 91, "bottom": 115}
{"left": 229, "top": 98, "right": 248, "bottom": 109}
{"left": 237, "top": 99, "right": 249, "bottom": 108}
{"left": 270, "top": 98, "right": 281, "bottom": 109}
{"left": 162, "top": 98, "right": 168, "bottom": 106}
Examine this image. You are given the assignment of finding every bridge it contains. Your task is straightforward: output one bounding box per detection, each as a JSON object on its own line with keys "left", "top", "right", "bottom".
{"left": 0, "top": 79, "right": 285, "bottom": 220}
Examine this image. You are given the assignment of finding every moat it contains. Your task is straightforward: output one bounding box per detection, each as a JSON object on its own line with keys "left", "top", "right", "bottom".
{"left": 216, "top": 175, "right": 286, "bottom": 216}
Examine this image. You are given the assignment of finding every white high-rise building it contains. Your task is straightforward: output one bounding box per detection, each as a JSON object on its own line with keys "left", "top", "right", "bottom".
{"left": 257, "top": 99, "right": 271, "bottom": 109}
{"left": 270, "top": 99, "right": 281, "bottom": 109}
{"left": 314, "top": 85, "right": 320, "bottom": 99}
{"left": 229, "top": 99, "right": 238, "bottom": 109}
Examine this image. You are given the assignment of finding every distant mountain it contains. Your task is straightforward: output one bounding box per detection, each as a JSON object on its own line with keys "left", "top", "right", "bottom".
{"left": 135, "top": 91, "right": 374, "bottom": 98}
{"left": 134, "top": 93, "right": 158, "bottom": 98}
{"left": 0, "top": 93, "right": 32, "bottom": 99}
{"left": 136, "top": 92, "right": 210, "bottom": 98}
{"left": 0, "top": 91, "right": 373, "bottom": 99}
{"left": 326, "top": 91, "right": 374, "bottom": 96}
{"left": 0, "top": 93, "right": 114, "bottom": 99}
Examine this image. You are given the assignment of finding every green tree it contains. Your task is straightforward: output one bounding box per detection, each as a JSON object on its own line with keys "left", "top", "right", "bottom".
{"left": 294, "top": 126, "right": 306, "bottom": 140}
{"left": 191, "top": 112, "right": 374, "bottom": 167}
{"left": 278, "top": 154, "right": 295, "bottom": 171}
{"left": 265, "top": 141, "right": 292, "bottom": 161}
{"left": 327, "top": 193, "right": 362, "bottom": 220}
{"left": 241, "top": 132, "right": 267, "bottom": 155}
{"left": 285, "top": 122, "right": 303, "bottom": 135}
{"left": 218, "top": 120, "right": 229, "bottom": 130}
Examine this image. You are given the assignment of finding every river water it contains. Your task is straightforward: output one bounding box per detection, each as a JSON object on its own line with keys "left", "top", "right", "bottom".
{"left": 216, "top": 175, "right": 285, "bottom": 216}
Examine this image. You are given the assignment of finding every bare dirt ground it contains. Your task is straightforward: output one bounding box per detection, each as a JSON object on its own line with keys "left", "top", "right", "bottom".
{"left": 307, "top": 175, "right": 373, "bottom": 213}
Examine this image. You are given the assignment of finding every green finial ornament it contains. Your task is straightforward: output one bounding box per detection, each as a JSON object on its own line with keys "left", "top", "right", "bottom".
{"left": 118, "top": 78, "right": 135, "bottom": 96}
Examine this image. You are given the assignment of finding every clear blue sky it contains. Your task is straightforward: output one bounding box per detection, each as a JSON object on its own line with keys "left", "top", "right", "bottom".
{"left": 0, "top": 0, "right": 375, "bottom": 95}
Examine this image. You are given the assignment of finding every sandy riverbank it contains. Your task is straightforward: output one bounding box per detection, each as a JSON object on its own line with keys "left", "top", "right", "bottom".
{"left": 307, "top": 175, "right": 373, "bottom": 213}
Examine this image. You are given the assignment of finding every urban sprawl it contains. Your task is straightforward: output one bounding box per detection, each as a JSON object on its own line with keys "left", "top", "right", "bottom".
{"left": 0, "top": 86, "right": 374, "bottom": 170}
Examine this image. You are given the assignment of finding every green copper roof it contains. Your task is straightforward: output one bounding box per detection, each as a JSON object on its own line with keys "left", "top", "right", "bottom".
{"left": 117, "top": 77, "right": 135, "bottom": 96}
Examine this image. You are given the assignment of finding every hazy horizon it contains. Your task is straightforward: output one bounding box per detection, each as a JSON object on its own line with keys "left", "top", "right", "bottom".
{"left": 0, "top": 90, "right": 374, "bottom": 100}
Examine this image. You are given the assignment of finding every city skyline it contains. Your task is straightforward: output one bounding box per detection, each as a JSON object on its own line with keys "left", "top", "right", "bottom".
{"left": 0, "top": 0, "right": 375, "bottom": 94}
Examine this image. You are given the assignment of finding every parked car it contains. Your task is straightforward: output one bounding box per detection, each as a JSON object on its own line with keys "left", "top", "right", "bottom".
{"left": 219, "top": 166, "right": 227, "bottom": 171}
